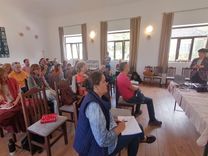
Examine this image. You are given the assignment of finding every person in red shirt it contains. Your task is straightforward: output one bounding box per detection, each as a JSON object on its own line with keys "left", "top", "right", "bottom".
{"left": 75, "top": 61, "right": 88, "bottom": 96}
{"left": 117, "top": 62, "right": 162, "bottom": 127}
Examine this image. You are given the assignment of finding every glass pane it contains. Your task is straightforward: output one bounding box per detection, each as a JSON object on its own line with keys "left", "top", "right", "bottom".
{"left": 108, "top": 42, "right": 115, "bottom": 60}
{"left": 72, "top": 44, "right": 78, "bottom": 59}
{"left": 79, "top": 43, "right": 83, "bottom": 59}
{"left": 191, "top": 37, "right": 207, "bottom": 60}
{"left": 115, "top": 42, "right": 122, "bottom": 60}
{"left": 177, "top": 39, "right": 192, "bottom": 61}
{"left": 124, "top": 41, "right": 130, "bottom": 61}
{"left": 168, "top": 39, "right": 177, "bottom": 61}
{"left": 66, "top": 44, "right": 72, "bottom": 60}
{"left": 172, "top": 26, "right": 208, "bottom": 38}
{"left": 108, "top": 31, "right": 130, "bottom": 41}
{"left": 65, "top": 35, "right": 82, "bottom": 43}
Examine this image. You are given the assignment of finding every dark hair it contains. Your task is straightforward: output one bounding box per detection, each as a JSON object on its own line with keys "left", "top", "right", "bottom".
{"left": 198, "top": 48, "right": 208, "bottom": 53}
{"left": 119, "top": 62, "right": 128, "bottom": 72}
{"left": 86, "top": 71, "right": 103, "bottom": 91}
{"left": 30, "top": 64, "right": 40, "bottom": 75}
{"left": 23, "top": 59, "right": 28, "bottom": 63}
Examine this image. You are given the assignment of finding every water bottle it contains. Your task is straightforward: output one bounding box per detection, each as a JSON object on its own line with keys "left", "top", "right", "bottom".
{"left": 8, "top": 138, "right": 16, "bottom": 156}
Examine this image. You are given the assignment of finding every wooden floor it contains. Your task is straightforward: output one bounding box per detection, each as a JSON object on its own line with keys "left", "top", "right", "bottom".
{"left": 0, "top": 85, "right": 204, "bottom": 156}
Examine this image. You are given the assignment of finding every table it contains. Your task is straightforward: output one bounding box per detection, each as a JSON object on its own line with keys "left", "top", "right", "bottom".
{"left": 168, "top": 81, "right": 208, "bottom": 155}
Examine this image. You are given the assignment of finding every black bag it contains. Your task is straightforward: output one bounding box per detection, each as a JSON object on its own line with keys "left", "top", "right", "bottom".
{"left": 21, "top": 134, "right": 44, "bottom": 154}
{"left": 131, "top": 72, "right": 142, "bottom": 83}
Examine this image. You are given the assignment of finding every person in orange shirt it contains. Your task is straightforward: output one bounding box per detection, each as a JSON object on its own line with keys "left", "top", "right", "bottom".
{"left": 75, "top": 61, "right": 88, "bottom": 96}
{"left": 9, "top": 62, "right": 28, "bottom": 92}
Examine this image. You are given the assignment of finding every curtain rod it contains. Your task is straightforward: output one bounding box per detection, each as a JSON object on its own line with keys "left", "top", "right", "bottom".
{"left": 173, "top": 6, "right": 208, "bottom": 13}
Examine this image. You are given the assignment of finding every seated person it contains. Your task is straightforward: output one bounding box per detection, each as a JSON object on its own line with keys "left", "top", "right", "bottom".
{"left": 27, "top": 64, "right": 59, "bottom": 114}
{"left": 190, "top": 48, "right": 208, "bottom": 84}
{"left": 73, "top": 71, "right": 156, "bottom": 156}
{"left": 2, "top": 63, "right": 12, "bottom": 75}
{"left": 0, "top": 68, "right": 20, "bottom": 108}
{"left": 117, "top": 62, "right": 162, "bottom": 127}
{"left": 22, "top": 58, "right": 30, "bottom": 74}
{"left": 49, "top": 63, "right": 64, "bottom": 88}
{"left": 9, "top": 62, "right": 28, "bottom": 92}
{"left": 64, "top": 63, "right": 73, "bottom": 84}
{"left": 75, "top": 61, "right": 88, "bottom": 96}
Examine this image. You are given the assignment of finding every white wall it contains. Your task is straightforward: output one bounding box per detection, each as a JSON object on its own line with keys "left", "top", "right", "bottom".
{"left": 46, "top": 0, "right": 208, "bottom": 75}
{"left": 0, "top": 3, "right": 48, "bottom": 65}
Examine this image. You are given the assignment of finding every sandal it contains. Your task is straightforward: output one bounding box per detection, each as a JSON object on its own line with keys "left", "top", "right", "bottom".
{"left": 140, "top": 135, "right": 156, "bottom": 144}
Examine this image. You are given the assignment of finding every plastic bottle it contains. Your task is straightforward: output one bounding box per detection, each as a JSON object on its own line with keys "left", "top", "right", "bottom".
{"left": 8, "top": 138, "right": 16, "bottom": 156}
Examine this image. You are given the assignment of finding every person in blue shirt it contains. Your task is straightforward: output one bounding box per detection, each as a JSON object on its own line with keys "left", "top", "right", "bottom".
{"left": 74, "top": 71, "right": 156, "bottom": 156}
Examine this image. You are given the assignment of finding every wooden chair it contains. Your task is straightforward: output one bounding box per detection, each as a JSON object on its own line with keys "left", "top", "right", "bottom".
{"left": 115, "top": 79, "right": 135, "bottom": 115}
{"left": 72, "top": 96, "right": 85, "bottom": 128}
{"left": 143, "top": 66, "right": 154, "bottom": 83}
{"left": 182, "top": 67, "right": 192, "bottom": 81}
{"left": 165, "top": 67, "right": 176, "bottom": 86}
{"left": 152, "top": 66, "right": 162, "bottom": 87}
{"left": 0, "top": 127, "right": 4, "bottom": 137}
{"left": 54, "top": 80, "right": 76, "bottom": 123}
{"left": 21, "top": 87, "right": 68, "bottom": 156}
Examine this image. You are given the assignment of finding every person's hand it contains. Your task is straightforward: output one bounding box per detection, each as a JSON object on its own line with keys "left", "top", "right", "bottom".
{"left": 114, "top": 121, "right": 125, "bottom": 135}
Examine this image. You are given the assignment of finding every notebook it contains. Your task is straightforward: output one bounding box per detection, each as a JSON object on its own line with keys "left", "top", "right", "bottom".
{"left": 117, "top": 116, "right": 142, "bottom": 135}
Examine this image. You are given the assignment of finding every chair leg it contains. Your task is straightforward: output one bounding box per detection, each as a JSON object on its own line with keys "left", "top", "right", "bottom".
{"left": 62, "top": 122, "right": 68, "bottom": 145}
{"left": 27, "top": 132, "right": 33, "bottom": 156}
{"left": 0, "top": 127, "right": 4, "bottom": 137}
{"left": 12, "top": 133, "right": 17, "bottom": 142}
{"left": 45, "top": 136, "right": 52, "bottom": 156}
{"left": 174, "top": 101, "right": 177, "bottom": 111}
{"left": 203, "top": 142, "right": 208, "bottom": 156}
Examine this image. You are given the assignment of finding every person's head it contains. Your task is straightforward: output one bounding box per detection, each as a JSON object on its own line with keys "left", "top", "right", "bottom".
{"left": 39, "top": 58, "right": 47, "bottom": 66}
{"left": 198, "top": 48, "right": 208, "bottom": 59}
{"left": 76, "top": 61, "right": 87, "bottom": 73}
{"left": 88, "top": 71, "right": 108, "bottom": 97}
{"left": 2, "top": 63, "right": 12, "bottom": 74}
{"left": 100, "top": 65, "right": 106, "bottom": 72}
{"left": 119, "top": 62, "right": 129, "bottom": 73}
{"left": 30, "top": 64, "right": 41, "bottom": 76}
{"left": 23, "top": 58, "right": 30, "bottom": 67}
{"left": 12, "top": 62, "right": 22, "bottom": 73}
{"left": 67, "top": 63, "right": 72, "bottom": 69}
{"left": 0, "top": 68, "right": 8, "bottom": 84}
{"left": 40, "top": 65, "right": 48, "bottom": 76}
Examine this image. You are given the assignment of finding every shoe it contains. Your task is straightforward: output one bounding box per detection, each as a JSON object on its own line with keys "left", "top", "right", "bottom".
{"left": 140, "top": 135, "right": 156, "bottom": 144}
{"left": 134, "top": 110, "right": 142, "bottom": 117}
{"left": 148, "top": 119, "right": 162, "bottom": 127}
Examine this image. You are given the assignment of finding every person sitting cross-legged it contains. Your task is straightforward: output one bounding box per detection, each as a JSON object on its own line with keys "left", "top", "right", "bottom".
{"left": 117, "top": 62, "right": 162, "bottom": 127}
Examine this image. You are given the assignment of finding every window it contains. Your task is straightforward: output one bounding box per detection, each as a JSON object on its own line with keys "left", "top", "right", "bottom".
{"left": 107, "top": 30, "right": 130, "bottom": 60}
{"left": 168, "top": 24, "right": 208, "bottom": 62}
{"left": 64, "top": 34, "right": 83, "bottom": 60}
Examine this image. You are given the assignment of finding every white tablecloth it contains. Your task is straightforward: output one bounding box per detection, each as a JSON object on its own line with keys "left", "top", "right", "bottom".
{"left": 168, "top": 81, "right": 208, "bottom": 146}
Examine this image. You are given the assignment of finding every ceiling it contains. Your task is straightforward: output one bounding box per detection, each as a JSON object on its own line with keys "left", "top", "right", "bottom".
{"left": 2, "top": 0, "right": 140, "bottom": 17}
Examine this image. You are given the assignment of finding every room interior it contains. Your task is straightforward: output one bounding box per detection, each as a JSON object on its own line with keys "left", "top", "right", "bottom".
{"left": 0, "top": 0, "right": 208, "bottom": 156}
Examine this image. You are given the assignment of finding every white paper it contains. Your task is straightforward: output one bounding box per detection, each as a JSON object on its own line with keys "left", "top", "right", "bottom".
{"left": 117, "top": 116, "right": 142, "bottom": 135}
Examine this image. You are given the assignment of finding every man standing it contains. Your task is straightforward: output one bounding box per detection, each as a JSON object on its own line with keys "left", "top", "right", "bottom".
{"left": 117, "top": 62, "right": 162, "bottom": 127}
{"left": 190, "top": 48, "right": 208, "bottom": 84}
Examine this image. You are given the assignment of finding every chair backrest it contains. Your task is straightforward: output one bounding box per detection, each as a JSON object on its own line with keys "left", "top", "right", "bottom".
{"left": 73, "top": 96, "right": 85, "bottom": 128}
{"left": 182, "top": 67, "right": 192, "bottom": 78}
{"left": 115, "top": 79, "right": 120, "bottom": 107}
{"left": 21, "top": 87, "right": 48, "bottom": 128}
{"left": 54, "top": 80, "right": 76, "bottom": 107}
{"left": 174, "top": 75, "right": 185, "bottom": 85}
{"left": 166, "top": 67, "right": 176, "bottom": 77}
{"left": 153, "top": 66, "right": 163, "bottom": 76}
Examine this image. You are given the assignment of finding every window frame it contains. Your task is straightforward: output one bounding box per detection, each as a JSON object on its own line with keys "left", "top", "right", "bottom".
{"left": 107, "top": 30, "right": 130, "bottom": 60}
{"left": 64, "top": 34, "right": 83, "bottom": 60}
{"left": 169, "top": 24, "right": 208, "bottom": 62}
